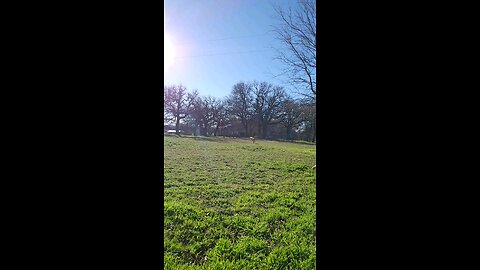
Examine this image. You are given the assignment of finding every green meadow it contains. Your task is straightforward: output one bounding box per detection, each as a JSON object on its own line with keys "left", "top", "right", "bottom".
{"left": 164, "top": 135, "right": 316, "bottom": 269}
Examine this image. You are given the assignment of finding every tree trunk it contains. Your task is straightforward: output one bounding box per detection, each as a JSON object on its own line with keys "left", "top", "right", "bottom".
{"left": 258, "top": 120, "right": 263, "bottom": 138}
{"left": 311, "top": 118, "right": 316, "bottom": 142}
{"left": 175, "top": 117, "right": 181, "bottom": 135}
{"left": 262, "top": 122, "right": 268, "bottom": 139}
{"left": 195, "top": 124, "right": 200, "bottom": 136}
{"left": 286, "top": 125, "right": 292, "bottom": 140}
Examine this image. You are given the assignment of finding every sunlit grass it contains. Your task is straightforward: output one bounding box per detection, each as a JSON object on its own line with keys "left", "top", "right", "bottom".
{"left": 164, "top": 135, "right": 316, "bottom": 269}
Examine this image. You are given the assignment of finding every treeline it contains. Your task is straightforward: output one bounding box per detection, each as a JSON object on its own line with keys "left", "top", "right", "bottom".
{"left": 164, "top": 81, "right": 316, "bottom": 142}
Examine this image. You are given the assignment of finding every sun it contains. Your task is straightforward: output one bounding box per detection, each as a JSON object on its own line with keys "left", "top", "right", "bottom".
{"left": 164, "top": 34, "right": 175, "bottom": 72}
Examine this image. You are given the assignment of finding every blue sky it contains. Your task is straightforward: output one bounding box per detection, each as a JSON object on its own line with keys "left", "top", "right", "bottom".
{"left": 164, "top": 0, "right": 299, "bottom": 99}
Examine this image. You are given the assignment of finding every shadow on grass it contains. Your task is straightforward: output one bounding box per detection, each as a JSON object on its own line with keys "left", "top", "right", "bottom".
{"left": 270, "top": 139, "right": 316, "bottom": 146}
{"left": 164, "top": 134, "right": 233, "bottom": 143}
{"left": 165, "top": 134, "right": 315, "bottom": 146}
{"left": 164, "top": 134, "right": 184, "bottom": 138}
{"left": 190, "top": 136, "right": 229, "bottom": 143}
{"left": 189, "top": 136, "right": 270, "bottom": 143}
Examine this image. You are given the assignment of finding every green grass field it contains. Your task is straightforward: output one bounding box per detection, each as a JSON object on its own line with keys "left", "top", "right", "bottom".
{"left": 164, "top": 135, "right": 316, "bottom": 269}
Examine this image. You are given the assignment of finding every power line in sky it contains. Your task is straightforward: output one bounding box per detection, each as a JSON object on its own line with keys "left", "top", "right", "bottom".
{"left": 173, "top": 32, "right": 273, "bottom": 45}
{"left": 173, "top": 49, "right": 271, "bottom": 59}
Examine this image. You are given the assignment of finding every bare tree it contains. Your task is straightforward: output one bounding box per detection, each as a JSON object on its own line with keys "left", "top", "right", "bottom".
{"left": 188, "top": 95, "right": 217, "bottom": 136}
{"left": 252, "top": 81, "right": 286, "bottom": 138}
{"left": 273, "top": 0, "right": 316, "bottom": 99}
{"left": 299, "top": 99, "right": 316, "bottom": 142}
{"left": 188, "top": 95, "right": 205, "bottom": 136}
{"left": 203, "top": 96, "right": 219, "bottom": 135}
{"left": 279, "top": 96, "right": 305, "bottom": 140}
{"left": 164, "top": 84, "right": 198, "bottom": 134}
{"left": 226, "top": 82, "right": 254, "bottom": 137}
{"left": 164, "top": 90, "right": 174, "bottom": 123}
{"left": 211, "top": 98, "right": 229, "bottom": 136}
{"left": 163, "top": 81, "right": 315, "bottom": 141}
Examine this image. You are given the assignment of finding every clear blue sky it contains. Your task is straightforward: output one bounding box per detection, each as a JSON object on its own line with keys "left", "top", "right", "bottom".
{"left": 164, "top": 0, "right": 299, "bottom": 99}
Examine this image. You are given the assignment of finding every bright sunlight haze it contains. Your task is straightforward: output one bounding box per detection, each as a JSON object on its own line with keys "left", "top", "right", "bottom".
{"left": 164, "top": 34, "right": 175, "bottom": 72}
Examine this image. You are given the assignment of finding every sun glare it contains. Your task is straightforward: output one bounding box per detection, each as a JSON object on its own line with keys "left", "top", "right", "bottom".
{"left": 164, "top": 34, "right": 175, "bottom": 73}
